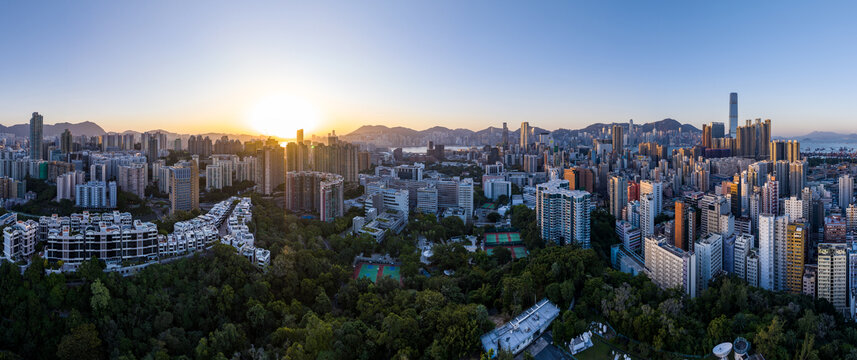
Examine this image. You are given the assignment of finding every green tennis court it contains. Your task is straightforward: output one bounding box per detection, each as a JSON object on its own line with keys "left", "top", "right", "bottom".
{"left": 357, "top": 264, "right": 378, "bottom": 280}
{"left": 486, "top": 245, "right": 529, "bottom": 259}
{"left": 484, "top": 232, "right": 522, "bottom": 246}
{"left": 353, "top": 263, "right": 402, "bottom": 283}
{"left": 381, "top": 265, "right": 400, "bottom": 281}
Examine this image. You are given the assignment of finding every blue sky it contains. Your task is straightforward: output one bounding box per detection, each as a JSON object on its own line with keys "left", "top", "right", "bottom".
{"left": 1, "top": 1, "right": 855, "bottom": 136}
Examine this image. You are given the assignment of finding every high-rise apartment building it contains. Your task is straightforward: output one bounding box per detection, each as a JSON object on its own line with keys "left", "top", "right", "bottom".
{"left": 696, "top": 233, "right": 723, "bottom": 293}
{"left": 640, "top": 180, "right": 663, "bottom": 216}
{"left": 169, "top": 162, "right": 199, "bottom": 214}
{"left": 117, "top": 163, "right": 147, "bottom": 199}
{"left": 60, "top": 129, "right": 73, "bottom": 154}
{"left": 818, "top": 243, "right": 848, "bottom": 315}
{"left": 29, "top": 112, "right": 43, "bottom": 161}
{"left": 535, "top": 179, "right": 591, "bottom": 248}
{"left": 733, "top": 234, "right": 753, "bottom": 281}
{"left": 640, "top": 193, "right": 656, "bottom": 239}
{"left": 56, "top": 171, "right": 86, "bottom": 201}
{"left": 284, "top": 171, "right": 344, "bottom": 222}
{"left": 644, "top": 235, "right": 697, "bottom": 298}
{"left": 608, "top": 175, "right": 627, "bottom": 220}
{"left": 728, "top": 93, "right": 738, "bottom": 137}
{"left": 785, "top": 223, "right": 806, "bottom": 294}
{"left": 258, "top": 145, "right": 285, "bottom": 195}
{"left": 759, "top": 214, "right": 788, "bottom": 291}
{"left": 75, "top": 181, "right": 118, "bottom": 209}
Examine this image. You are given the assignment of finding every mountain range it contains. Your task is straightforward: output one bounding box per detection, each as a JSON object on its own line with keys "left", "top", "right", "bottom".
{"left": 0, "top": 121, "right": 107, "bottom": 138}
{"left": 343, "top": 118, "right": 701, "bottom": 139}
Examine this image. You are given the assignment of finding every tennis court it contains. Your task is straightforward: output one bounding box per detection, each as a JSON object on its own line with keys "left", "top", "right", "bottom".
{"left": 381, "top": 265, "right": 401, "bottom": 281}
{"left": 486, "top": 245, "right": 529, "bottom": 259}
{"left": 353, "top": 262, "right": 402, "bottom": 283}
{"left": 484, "top": 232, "right": 522, "bottom": 246}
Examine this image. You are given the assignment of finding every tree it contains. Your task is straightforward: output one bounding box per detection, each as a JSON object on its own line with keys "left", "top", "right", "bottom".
{"left": 486, "top": 212, "right": 502, "bottom": 223}
{"left": 56, "top": 323, "right": 102, "bottom": 360}
{"left": 755, "top": 317, "right": 787, "bottom": 360}
{"left": 441, "top": 216, "right": 466, "bottom": 237}
{"left": 90, "top": 279, "right": 110, "bottom": 316}
{"left": 492, "top": 246, "right": 512, "bottom": 265}
{"left": 794, "top": 333, "right": 820, "bottom": 360}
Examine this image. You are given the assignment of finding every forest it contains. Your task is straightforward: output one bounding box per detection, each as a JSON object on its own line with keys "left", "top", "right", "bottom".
{"left": 1, "top": 197, "right": 857, "bottom": 359}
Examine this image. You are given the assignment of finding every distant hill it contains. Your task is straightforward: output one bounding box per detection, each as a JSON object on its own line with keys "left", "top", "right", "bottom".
{"left": 792, "top": 131, "right": 857, "bottom": 143}
{"left": 345, "top": 118, "right": 699, "bottom": 138}
{"left": 0, "top": 121, "right": 107, "bottom": 137}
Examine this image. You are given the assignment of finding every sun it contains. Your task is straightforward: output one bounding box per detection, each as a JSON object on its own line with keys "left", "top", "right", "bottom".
{"left": 245, "top": 94, "right": 322, "bottom": 139}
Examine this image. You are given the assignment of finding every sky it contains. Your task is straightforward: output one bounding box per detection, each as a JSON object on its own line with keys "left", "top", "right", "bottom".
{"left": 1, "top": 1, "right": 856, "bottom": 137}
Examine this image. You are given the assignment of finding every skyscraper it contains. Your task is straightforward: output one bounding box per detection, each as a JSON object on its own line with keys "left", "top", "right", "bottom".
{"left": 729, "top": 92, "right": 738, "bottom": 137}
{"left": 169, "top": 161, "right": 199, "bottom": 214}
{"left": 675, "top": 200, "right": 687, "bottom": 251}
{"left": 759, "top": 214, "right": 788, "bottom": 291}
{"left": 612, "top": 124, "right": 623, "bottom": 154}
{"left": 520, "top": 122, "right": 530, "bottom": 149}
{"left": 296, "top": 129, "right": 304, "bottom": 144}
{"left": 29, "top": 112, "right": 43, "bottom": 160}
{"left": 502, "top": 122, "right": 508, "bottom": 148}
{"left": 785, "top": 222, "right": 806, "bottom": 294}
{"left": 839, "top": 174, "right": 853, "bottom": 208}
{"left": 608, "top": 175, "right": 627, "bottom": 220}
{"left": 60, "top": 129, "right": 73, "bottom": 154}
{"left": 640, "top": 193, "right": 656, "bottom": 238}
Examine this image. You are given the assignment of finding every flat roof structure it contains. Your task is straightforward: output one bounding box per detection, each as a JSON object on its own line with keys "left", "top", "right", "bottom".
{"left": 480, "top": 298, "right": 560, "bottom": 356}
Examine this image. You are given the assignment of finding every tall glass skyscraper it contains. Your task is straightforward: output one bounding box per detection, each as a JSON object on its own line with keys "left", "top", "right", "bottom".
{"left": 729, "top": 92, "right": 738, "bottom": 138}
{"left": 29, "top": 112, "right": 43, "bottom": 160}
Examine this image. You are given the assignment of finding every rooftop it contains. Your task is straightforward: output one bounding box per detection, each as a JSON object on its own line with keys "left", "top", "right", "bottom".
{"left": 480, "top": 298, "right": 560, "bottom": 355}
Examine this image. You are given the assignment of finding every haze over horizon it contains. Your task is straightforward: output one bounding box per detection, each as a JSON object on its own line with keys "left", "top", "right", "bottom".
{"left": 2, "top": 1, "right": 857, "bottom": 137}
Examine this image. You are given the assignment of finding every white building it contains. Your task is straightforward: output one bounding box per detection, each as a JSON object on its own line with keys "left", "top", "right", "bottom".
{"left": 457, "top": 178, "right": 474, "bottom": 222}
{"left": 733, "top": 234, "right": 754, "bottom": 281}
{"left": 535, "top": 179, "right": 591, "bottom": 248}
{"left": 2, "top": 220, "right": 38, "bottom": 262}
{"left": 416, "top": 185, "right": 438, "bottom": 214}
{"left": 75, "top": 181, "right": 118, "bottom": 209}
{"left": 758, "top": 213, "right": 789, "bottom": 291}
{"left": 640, "top": 193, "right": 656, "bottom": 238}
{"left": 640, "top": 180, "right": 663, "bottom": 216}
{"left": 818, "top": 243, "right": 848, "bottom": 315}
{"left": 696, "top": 233, "right": 723, "bottom": 293}
{"left": 644, "top": 235, "right": 697, "bottom": 298}
{"left": 56, "top": 171, "right": 86, "bottom": 201}
{"left": 484, "top": 179, "right": 512, "bottom": 201}
{"left": 615, "top": 220, "right": 641, "bottom": 253}
{"left": 46, "top": 219, "right": 158, "bottom": 266}
{"left": 784, "top": 196, "right": 805, "bottom": 222}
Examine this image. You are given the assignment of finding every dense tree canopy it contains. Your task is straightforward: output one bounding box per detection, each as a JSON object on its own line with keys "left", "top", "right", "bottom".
{"left": 2, "top": 192, "right": 857, "bottom": 359}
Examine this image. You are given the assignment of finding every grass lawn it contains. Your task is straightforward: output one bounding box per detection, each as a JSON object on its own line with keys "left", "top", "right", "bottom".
{"left": 574, "top": 339, "right": 613, "bottom": 360}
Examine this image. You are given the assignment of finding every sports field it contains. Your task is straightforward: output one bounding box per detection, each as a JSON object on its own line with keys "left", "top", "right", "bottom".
{"left": 353, "top": 262, "right": 401, "bottom": 283}
{"left": 484, "top": 232, "right": 522, "bottom": 246}
{"left": 486, "top": 245, "right": 528, "bottom": 259}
